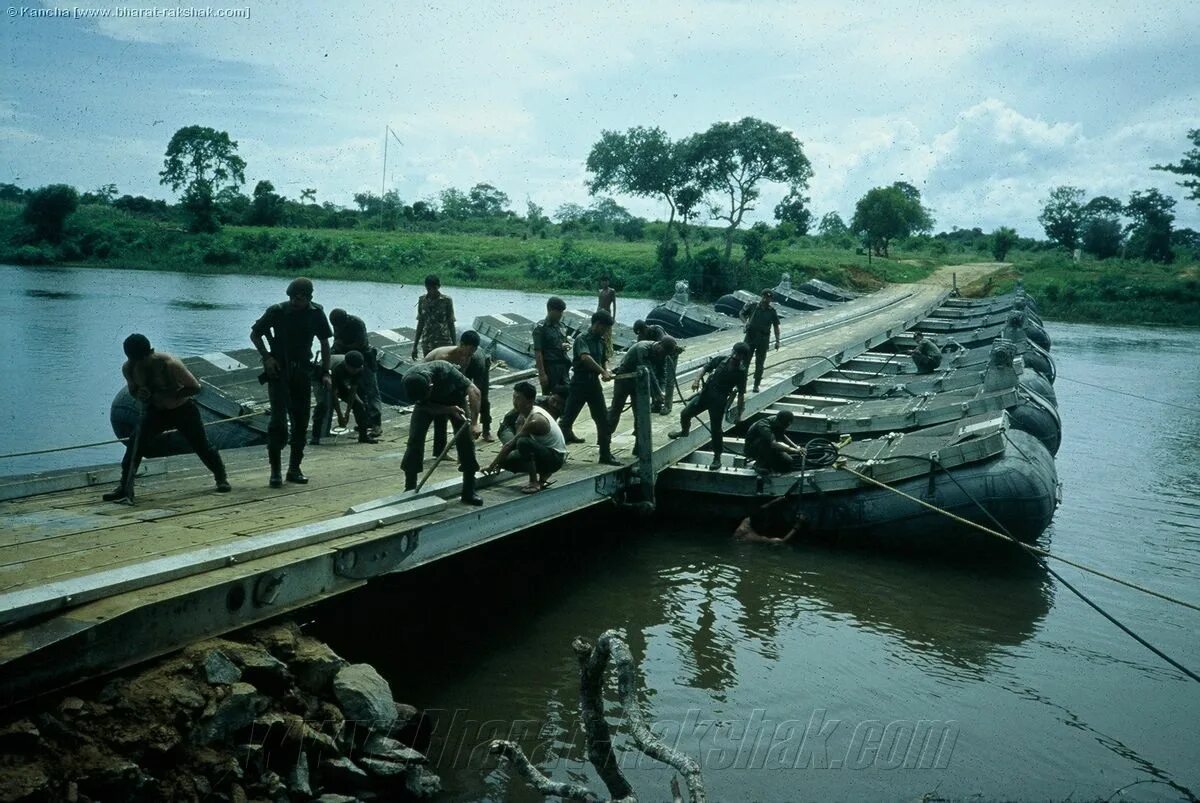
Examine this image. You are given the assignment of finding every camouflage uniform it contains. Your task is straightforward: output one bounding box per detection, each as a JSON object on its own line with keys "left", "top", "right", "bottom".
{"left": 416, "top": 295, "right": 456, "bottom": 355}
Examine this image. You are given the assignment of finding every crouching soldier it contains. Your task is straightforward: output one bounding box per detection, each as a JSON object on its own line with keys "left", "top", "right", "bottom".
{"left": 745, "top": 411, "right": 807, "bottom": 473}
{"left": 669, "top": 342, "right": 750, "bottom": 470}
{"left": 401, "top": 360, "right": 483, "bottom": 506}
{"left": 329, "top": 307, "right": 382, "bottom": 436}
{"left": 911, "top": 331, "right": 943, "bottom": 373}
{"left": 104, "top": 333, "right": 229, "bottom": 502}
{"left": 311, "top": 350, "right": 378, "bottom": 445}
{"left": 486, "top": 381, "right": 567, "bottom": 494}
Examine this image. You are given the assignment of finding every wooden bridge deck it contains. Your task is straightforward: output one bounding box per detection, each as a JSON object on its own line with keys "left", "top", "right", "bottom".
{"left": 0, "top": 272, "right": 972, "bottom": 703}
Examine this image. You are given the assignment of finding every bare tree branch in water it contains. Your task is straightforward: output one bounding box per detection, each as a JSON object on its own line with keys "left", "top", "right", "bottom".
{"left": 491, "top": 629, "right": 707, "bottom": 803}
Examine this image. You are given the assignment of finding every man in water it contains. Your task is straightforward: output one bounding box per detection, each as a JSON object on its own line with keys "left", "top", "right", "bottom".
{"left": 424, "top": 330, "right": 494, "bottom": 453}
{"left": 668, "top": 342, "right": 751, "bottom": 470}
{"left": 734, "top": 496, "right": 805, "bottom": 543}
{"left": 311, "top": 350, "right": 377, "bottom": 445}
{"left": 411, "top": 274, "right": 456, "bottom": 358}
{"left": 250, "top": 277, "right": 333, "bottom": 488}
{"left": 103, "top": 334, "right": 229, "bottom": 502}
{"left": 533, "top": 296, "right": 572, "bottom": 393}
{"left": 745, "top": 410, "right": 807, "bottom": 473}
{"left": 608, "top": 337, "right": 675, "bottom": 446}
{"left": 911, "top": 331, "right": 943, "bottom": 373}
{"left": 740, "top": 289, "right": 782, "bottom": 392}
{"left": 486, "top": 381, "right": 567, "bottom": 494}
{"left": 559, "top": 311, "right": 619, "bottom": 465}
{"left": 400, "top": 360, "right": 483, "bottom": 505}
{"left": 328, "top": 307, "right": 382, "bottom": 437}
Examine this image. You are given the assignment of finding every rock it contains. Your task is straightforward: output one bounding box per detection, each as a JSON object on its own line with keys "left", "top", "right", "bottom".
{"left": 279, "top": 713, "right": 339, "bottom": 758}
{"left": 229, "top": 781, "right": 248, "bottom": 803}
{"left": 203, "top": 650, "right": 242, "bottom": 686}
{"left": 394, "top": 702, "right": 418, "bottom": 729}
{"left": 250, "top": 621, "right": 301, "bottom": 661}
{"left": 358, "top": 756, "right": 408, "bottom": 780}
{"left": 362, "top": 734, "right": 425, "bottom": 764}
{"left": 193, "top": 682, "right": 265, "bottom": 745}
{"left": 285, "top": 752, "right": 311, "bottom": 797}
{"left": 0, "top": 719, "right": 42, "bottom": 752}
{"left": 224, "top": 643, "right": 292, "bottom": 695}
{"left": 0, "top": 760, "right": 50, "bottom": 802}
{"left": 319, "top": 756, "right": 370, "bottom": 791}
{"left": 291, "top": 638, "right": 347, "bottom": 694}
{"left": 75, "top": 749, "right": 147, "bottom": 800}
{"left": 58, "top": 697, "right": 85, "bottom": 716}
{"left": 312, "top": 795, "right": 359, "bottom": 803}
{"left": 404, "top": 765, "right": 443, "bottom": 798}
{"left": 191, "top": 746, "right": 243, "bottom": 782}
{"left": 332, "top": 665, "right": 396, "bottom": 733}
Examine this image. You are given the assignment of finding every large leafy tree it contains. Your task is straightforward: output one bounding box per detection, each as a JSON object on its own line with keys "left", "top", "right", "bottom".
{"left": 817, "top": 211, "right": 848, "bottom": 238}
{"left": 247, "top": 180, "right": 285, "bottom": 226}
{"left": 1037, "top": 186, "right": 1085, "bottom": 252}
{"left": 850, "top": 182, "right": 933, "bottom": 257}
{"left": 586, "top": 126, "right": 697, "bottom": 244}
{"left": 1153, "top": 129, "right": 1200, "bottom": 206}
{"left": 1079, "top": 195, "right": 1124, "bottom": 259}
{"left": 687, "top": 117, "right": 813, "bottom": 263}
{"left": 1124, "top": 188, "right": 1176, "bottom": 263}
{"left": 773, "top": 187, "right": 813, "bottom": 234}
{"left": 23, "top": 184, "right": 79, "bottom": 242}
{"left": 466, "top": 183, "right": 510, "bottom": 217}
{"left": 991, "top": 226, "right": 1018, "bottom": 261}
{"left": 159, "top": 126, "right": 246, "bottom": 233}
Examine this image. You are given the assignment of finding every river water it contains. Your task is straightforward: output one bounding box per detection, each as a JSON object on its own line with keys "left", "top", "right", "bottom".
{"left": 3, "top": 265, "right": 1199, "bottom": 801}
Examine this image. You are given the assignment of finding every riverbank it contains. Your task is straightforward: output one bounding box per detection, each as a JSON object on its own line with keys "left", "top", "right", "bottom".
{"left": 3, "top": 201, "right": 1197, "bottom": 325}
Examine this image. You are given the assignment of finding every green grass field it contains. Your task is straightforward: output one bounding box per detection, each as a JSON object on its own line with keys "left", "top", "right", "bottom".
{"left": 2, "top": 201, "right": 1197, "bottom": 326}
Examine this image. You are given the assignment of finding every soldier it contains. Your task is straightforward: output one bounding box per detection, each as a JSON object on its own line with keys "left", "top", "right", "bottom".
{"left": 400, "top": 360, "right": 483, "bottom": 506}
{"left": 250, "top": 277, "right": 333, "bottom": 488}
{"left": 328, "top": 307, "right": 382, "bottom": 436}
{"left": 608, "top": 337, "right": 675, "bottom": 443}
{"left": 740, "top": 289, "right": 781, "bottom": 392}
{"left": 911, "top": 331, "right": 943, "bottom": 373}
{"left": 533, "top": 296, "right": 572, "bottom": 393}
{"left": 668, "top": 342, "right": 750, "bottom": 470}
{"left": 411, "top": 274, "right": 456, "bottom": 358}
{"left": 632, "top": 319, "right": 663, "bottom": 342}
{"left": 424, "top": 330, "right": 494, "bottom": 455}
{"left": 486, "top": 381, "right": 567, "bottom": 494}
{"left": 103, "top": 334, "right": 229, "bottom": 502}
{"left": 311, "top": 350, "right": 378, "bottom": 445}
{"left": 598, "top": 275, "right": 617, "bottom": 359}
{"left": 745, "top": 411, "right": 807, "bottom": 473}
{"left": 559, "top": 310, "right": 620, "bottom": 466}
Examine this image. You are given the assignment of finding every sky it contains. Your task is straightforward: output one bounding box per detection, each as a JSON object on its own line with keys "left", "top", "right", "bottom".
{"left": 3, "top": 0, "right": 1199, "bottom": 236}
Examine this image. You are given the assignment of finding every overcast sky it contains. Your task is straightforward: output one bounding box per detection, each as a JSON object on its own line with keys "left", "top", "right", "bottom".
{"left": 4, "top": 0, "right": 1199, "bottom": 235}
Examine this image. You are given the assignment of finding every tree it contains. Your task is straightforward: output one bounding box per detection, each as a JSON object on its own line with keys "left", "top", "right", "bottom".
{"left": 1081, "top": 217, "right": 1123, "bottom": 259}
{"left": 817, "top": 212, "right": 848, "bottom": 238}
{"left": 773, "top": 188, "right": 813, "bottom": 234}
{"left": 1124, "top": 188, "right": 1176, "bottom": 263}
{"left": 586, "top": 126, "right": 698, "bottom": 244}
{"left": 850, "top": 182, "right": 933, "bottom": 257}
{"left": 80, "top": 183, "right": 118, "bottom": 205}
{"left": 991, "top": 226, "right": 1018, "bottom": 261}
{"left": 554, "top": 203, "right": 587, "bottom": 224}
{"left": 1037, "top": 185, "right": 1085, "bottom": 252}
{"left": 466, "top": 183, "right": 510, "bottom": 217}
{"left": 688, "top": 117, "right": 813, "bottom": 264}
{"left": 586, "top": 197, "right": 633, "bottom": 230}
{"left": 159, "top": 126, "right": 246, "bottom": 233}
{"left": 1153, "top": 129, "right": 1200, "bottom": 205}
{"left": 352, "top": 191, "right": 379, "bottom": 214}
{"left": 674, "top": 184, "right": 705, "bottom": 261}
{"left": 409, "top": 200, "right": 437, "bottom": 221}
{"left": 525, "top": 200, "right": 548, "bottom": 236}
{"left": 438, "top": 188, "right": 472, "bottom": 220}
{"left": 247, "top": 180, "right": 285, "bottom": 226}
{"left": 0, "top": 183, "right": 28, "bottom": 203}
{"left": 300, "top": 188, "right": 317, "bottom": 204}
{"left": 22, "top": 184, "right": 79, "bottom": 242}
{"left": 743, "top": 221, "right": 771, "bottom": 263}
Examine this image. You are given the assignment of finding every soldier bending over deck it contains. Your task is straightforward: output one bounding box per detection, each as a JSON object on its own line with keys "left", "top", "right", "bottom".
{"left": 401, "top": 360, "right": 483, "bottom": 506}
{"left": 103, "top": 334, "right": 229, "bottom": 502}
{"left": 311, "top": 350, "right": 377, "bottom": 445}
{"left": 745, "top": 411, "right": 807, "bottom": 473}
{"left": 607, "top": 337, "right": 676, "bottom": 443}
{"left": 669, "top": 342, "right": 750, "bottom": 470}
{"left": 329, "top": 307, "right": 382, "bottom": 436}
{"left": 911, "top": 331, "right": 942, "bottom": 374}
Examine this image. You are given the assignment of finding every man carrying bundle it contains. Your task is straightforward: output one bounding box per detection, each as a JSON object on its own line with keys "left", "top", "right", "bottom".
{"left": 740, "top": 289, "right": 781, "bottom": 392}
{"left": 250, "top": 277, "right": 333, "bottom": 488}
{"left": 400, "top": 360, "right": 483, "bottom": 506}
{"left": 486, "top": 381, "right": 567, "bottom": 494}
{"left": 103, "top": 334, "right": 229, "bottom": 503}
{"left": 668, "top": 342, "right": 751, "bottom": 470}
{"left": 745, "top": 411, "right": 807, "bottom": 473}
{"left": 911, "top": 331, "right": 943, "bottom": 374}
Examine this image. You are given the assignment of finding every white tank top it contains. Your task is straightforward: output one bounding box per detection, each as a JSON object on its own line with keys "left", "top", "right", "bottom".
{"left": 528, "top": 405, "right": 567, "bottom": 455}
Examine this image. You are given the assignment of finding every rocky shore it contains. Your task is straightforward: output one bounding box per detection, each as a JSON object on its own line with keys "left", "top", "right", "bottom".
{"left": 0, "top": 622, "right": 440, "bottom": 802}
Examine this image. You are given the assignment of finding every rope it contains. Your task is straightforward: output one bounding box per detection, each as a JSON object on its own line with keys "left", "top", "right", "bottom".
{"left": 1057, "top": 376, "right": 1200, "bottom": 414}
{"left": 0, "top": 407, "right": 269, "bottom": 459}
{"left": 835, "top": 461, "right": 1200, "bottom": 682}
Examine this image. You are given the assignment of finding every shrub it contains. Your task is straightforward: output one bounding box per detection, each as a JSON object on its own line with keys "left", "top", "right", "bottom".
{"left": 23, "top": 184, "right": 79, "bottom": 242}
{"left": 6, "top": 244, "right": 57, "bottom": 265}
{"left": 203, "top": 246, "right": 241, "bottom": 265}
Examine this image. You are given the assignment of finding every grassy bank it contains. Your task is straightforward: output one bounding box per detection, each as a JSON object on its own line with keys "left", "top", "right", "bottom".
{"left": 3, "top": 201, "right": 1197, "bottom": 326}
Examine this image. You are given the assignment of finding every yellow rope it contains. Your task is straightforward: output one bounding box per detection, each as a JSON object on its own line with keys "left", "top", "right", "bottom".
{"left": 836, "top": 462, "right": 1200, "bottom": 614}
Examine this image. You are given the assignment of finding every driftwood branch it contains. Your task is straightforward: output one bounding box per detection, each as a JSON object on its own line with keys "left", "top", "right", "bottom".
{"left": 495, "top": 629, "right": 706, "bottom": 803}
{"left": 490, "top": 740, "right": 600, "bottom": 801}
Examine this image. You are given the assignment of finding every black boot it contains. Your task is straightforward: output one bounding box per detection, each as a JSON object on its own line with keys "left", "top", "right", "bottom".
{"left": 102, "top": 485, "right": 131, "bottom": 502}
{"left": 460, "top": 472, "right": 483, "bottom": 506}
{"left": 211, "top": 454, "right": 231, "bottom": 492}
{"left": 562, "top": 430, "right": 586, "bottom": 445}
{"left": 598, "top": 447, "right": 622, "bottom": 467}
{"left": 404, "top": 471, "right": 418, "bottom": 491}
{"left": 286, "top": 448, "right": 308, "bottom": 484}
{"left": 357, "top": 428, "right": 378, "bottom": 444}
{"left": 268, "top": 449, "right": 283, "bottom": 488}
